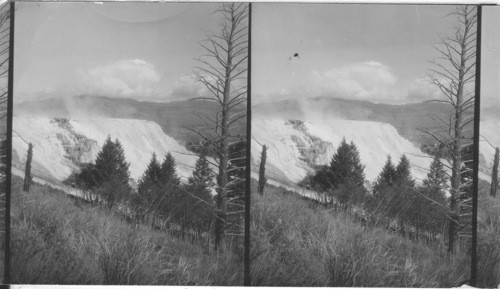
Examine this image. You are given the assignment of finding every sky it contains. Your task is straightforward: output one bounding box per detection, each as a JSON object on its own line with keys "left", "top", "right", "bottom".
{"left": 481, "top": 6, "right": 500, "bottom": 108}
{"left": 252, "top": 4, "right": 477, "bottom": 104}
{"left": 14, "top": 2, "right": 227, "bottom": 103}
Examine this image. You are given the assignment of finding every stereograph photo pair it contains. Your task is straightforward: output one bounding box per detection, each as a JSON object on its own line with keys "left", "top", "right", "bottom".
{"left": 0, "top": 0, "right": 498, "bottom": 287}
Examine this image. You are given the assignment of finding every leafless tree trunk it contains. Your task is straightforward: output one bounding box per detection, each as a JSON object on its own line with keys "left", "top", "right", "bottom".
{"left": 258, "top": 145, "right": 267, "bottom": 195}
{"left": 424, "top": 5, "right": 477, "bottom": 255}
{"left": 491, "top": 147, "right": 499, "bottom": 197}
{"left": 191, "top": 3, "right": 248, "bottom": 251}
{"left": 23, "top": 143, "right": 33, "bottom": 192}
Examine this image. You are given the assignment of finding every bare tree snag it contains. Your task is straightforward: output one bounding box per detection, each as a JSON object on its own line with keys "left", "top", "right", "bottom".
{"left": 425, "top": 5, "right": 477, "bottom": 255}
{"left": 192, "top": 3, "right": 248, "bottom": 251}
{"left": 23, "top": 143, "right": 33, "bottom": 192}
{"left": 491, "top": 147, "right": 499, "bottom": 197}
{"left": 258, "top": 145, "right": 267, "bottom": 195}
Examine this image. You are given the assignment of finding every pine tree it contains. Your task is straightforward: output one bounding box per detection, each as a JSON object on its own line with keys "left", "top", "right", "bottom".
{"left": 160, "top": 153, "right": 180, "bottom": 186}
{"left": 93, "top": 136, "right": 132, "bottom": 208}
{"left": 395, "top": 154, "right": 415, "bottom": 187}
{"left": 373, "top": 155, "right": 397, "bottom": 196}
{"left": 347, "top": 141, "right": 366, "bottom": 188}
{"left": 311, "top": 138, "right": 366, "bottom": 192}
{"left": 329, "top": 138, "right": 353, "bottom": 187}
{"left": 113, "top": 139, "right": 131, "bottom": 189}
{"left": 94, "top": 136, "right": 117, "bottom": 184}
{"left": 189, "top": 154, "right": 213, "bottom": 187}
{"left": 420, "top": 154, "right": 449, "bottom": 234}
{"left": 183, "top": 153, "right": 215, "bottom": 232}
{"left": 137, "top": 153, "right": 162, "bottom": 194}
{"left": 423, "top": 154, "right": 448, "bottom": 194}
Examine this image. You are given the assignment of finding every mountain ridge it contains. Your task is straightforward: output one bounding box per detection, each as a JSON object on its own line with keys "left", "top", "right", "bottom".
{"left": 253, "top": 96, "right": 474, "bottom": 148}
{"left": 15, "top": 94, "right": 246, "bottom": 144}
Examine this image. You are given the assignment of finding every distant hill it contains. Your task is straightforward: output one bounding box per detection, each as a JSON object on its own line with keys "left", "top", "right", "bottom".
{"left": 15, "top": 95, "right": 246, "bottom": 144}
{"left": 253, "top": 97, "right": 474, "bottom": 148}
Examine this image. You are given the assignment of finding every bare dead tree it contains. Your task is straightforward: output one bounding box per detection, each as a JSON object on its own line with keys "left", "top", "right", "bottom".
{"left": 23, "top": 143, "right": 34, "bottom": 192}
{"left": 491, "top": 147, "right": 499, "bottom": 197}
{"left": 423, "top": 5, "right": 477, "bottom": 255}
{"left": 258, "top": 145, "right": 267, "bottom": 195}
{"left": 190, "top": 3, "right": 248, "bottom": 251}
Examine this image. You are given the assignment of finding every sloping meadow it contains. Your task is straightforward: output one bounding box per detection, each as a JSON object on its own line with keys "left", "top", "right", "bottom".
{"left": 10, "top": 177, "right": 242, "bottom": 285}
{"left": 250, "top": 183, "right": 471, "bottom": 287}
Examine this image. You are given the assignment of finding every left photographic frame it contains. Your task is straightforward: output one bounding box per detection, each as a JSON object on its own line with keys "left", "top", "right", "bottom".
{"left": 0, "top": 0, "right": 12, "bottom": 285}
{"left": 10, "top": 1, "right": 248, "bottom": 285}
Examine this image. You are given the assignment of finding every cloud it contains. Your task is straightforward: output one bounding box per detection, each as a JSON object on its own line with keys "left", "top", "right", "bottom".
{"left": 309, "top": 61, "right": 399, "bottom": 101}
{"left": 406, "top": 78, "right": 443, "bottom": 102}
{"left": 74, "top": 59, "right": 162, "bottom": 99}
{"left": 171, "top": 75, "right": 206, "bottom": 99}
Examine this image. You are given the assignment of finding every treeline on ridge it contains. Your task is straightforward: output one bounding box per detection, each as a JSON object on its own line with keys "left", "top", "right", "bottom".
{"left": 299, "top": 138, "right": 472, "bottom": 242}
{"left": 64, "top": 135, "right": 246, "bottom": 248}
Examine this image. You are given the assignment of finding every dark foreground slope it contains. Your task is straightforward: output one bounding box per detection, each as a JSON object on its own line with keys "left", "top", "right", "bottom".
{"left": 250, "top": 183, "right": 471, "bottom": 287}
{"left": 10, "top": 177, "right": 242, "bottom": 285}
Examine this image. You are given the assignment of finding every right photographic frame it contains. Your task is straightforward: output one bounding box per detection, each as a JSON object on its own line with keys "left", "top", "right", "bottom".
{"left": 250, "top": 3, "right": 489, "bottom": 287}
{"left": 478, "top": 5, "right": 500, "bottom": 288}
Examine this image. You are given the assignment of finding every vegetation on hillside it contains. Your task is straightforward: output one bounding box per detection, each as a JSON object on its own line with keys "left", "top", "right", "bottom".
{"left": 251, "top": 182, "right": 470, "bottom": 287}
{"left": 477, "top": 180, "right": 500, "bottom": 287}
{"left": 11, "top": 176, "right": 242, "bottom": 285}
{"left": 300, "top": 139, "right": 450, "bottom": 241}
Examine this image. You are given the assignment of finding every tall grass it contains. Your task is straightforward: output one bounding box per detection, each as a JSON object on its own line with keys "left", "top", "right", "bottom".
{"left": 477, "top": 183, "right": 500, "bottom": 287}
{"left": 251, "top": 184, "right": 471, "bottom": 287}
{"left": 11, "top": 177, "right": 242, "bottom": 285}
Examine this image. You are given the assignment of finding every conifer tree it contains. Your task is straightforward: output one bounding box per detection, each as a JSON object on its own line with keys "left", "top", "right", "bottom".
{"left": 94, "top": 136, "right": 117, "bottom": 184}
{"left": 395, "top": 154, "right": 415, "bottom": 187}
{"left": 183, "top": 154, "right": 214, "bottom": 231}
{"left": 373, "top": 155, "right": 397, "bottom": 196}
{"left": 311, "top": 138, "right": 366, "bottom": 192}
{"left": 423, "top": 154, "right": 448, "bottom": 194}
{"left": 189, "top": 154, "right": 213, "bottom": 187}
{"left": 419, "top": 154, "right": 449, "bottom": 233}
{"left": 113, "top": 139, "right": 131, "bottom": 189}
{"left": 93, "top": 136, "right": 132, "bottom": 208}
{"left": 137, "top": 153, "right": 162, "bottom": 194}
{"left": 160, "top": 152, "right": 180, "bottom": 186}
{"left": 347, "top": 140, "right": 366, "bottom": 188}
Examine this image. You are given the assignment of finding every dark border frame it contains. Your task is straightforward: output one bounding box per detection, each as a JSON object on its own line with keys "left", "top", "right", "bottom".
{"left": 244, "top": 2, "right": 252, "bottom": 286}
{"left": 4, "top": 1, "right": 14, "bottom": 284}
{"left": 470, "top": 4, "right": 482, "bottom": 286}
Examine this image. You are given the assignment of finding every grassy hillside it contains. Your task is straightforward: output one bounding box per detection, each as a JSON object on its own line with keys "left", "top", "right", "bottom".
{"left": 11, "top": 177, "right": 242, "bottom": 285}
{"left": 477, "top": 180, "right": 500, "bottom": 287}
{"left": 251, "top": 183, "right": 472, "bottom": 287}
